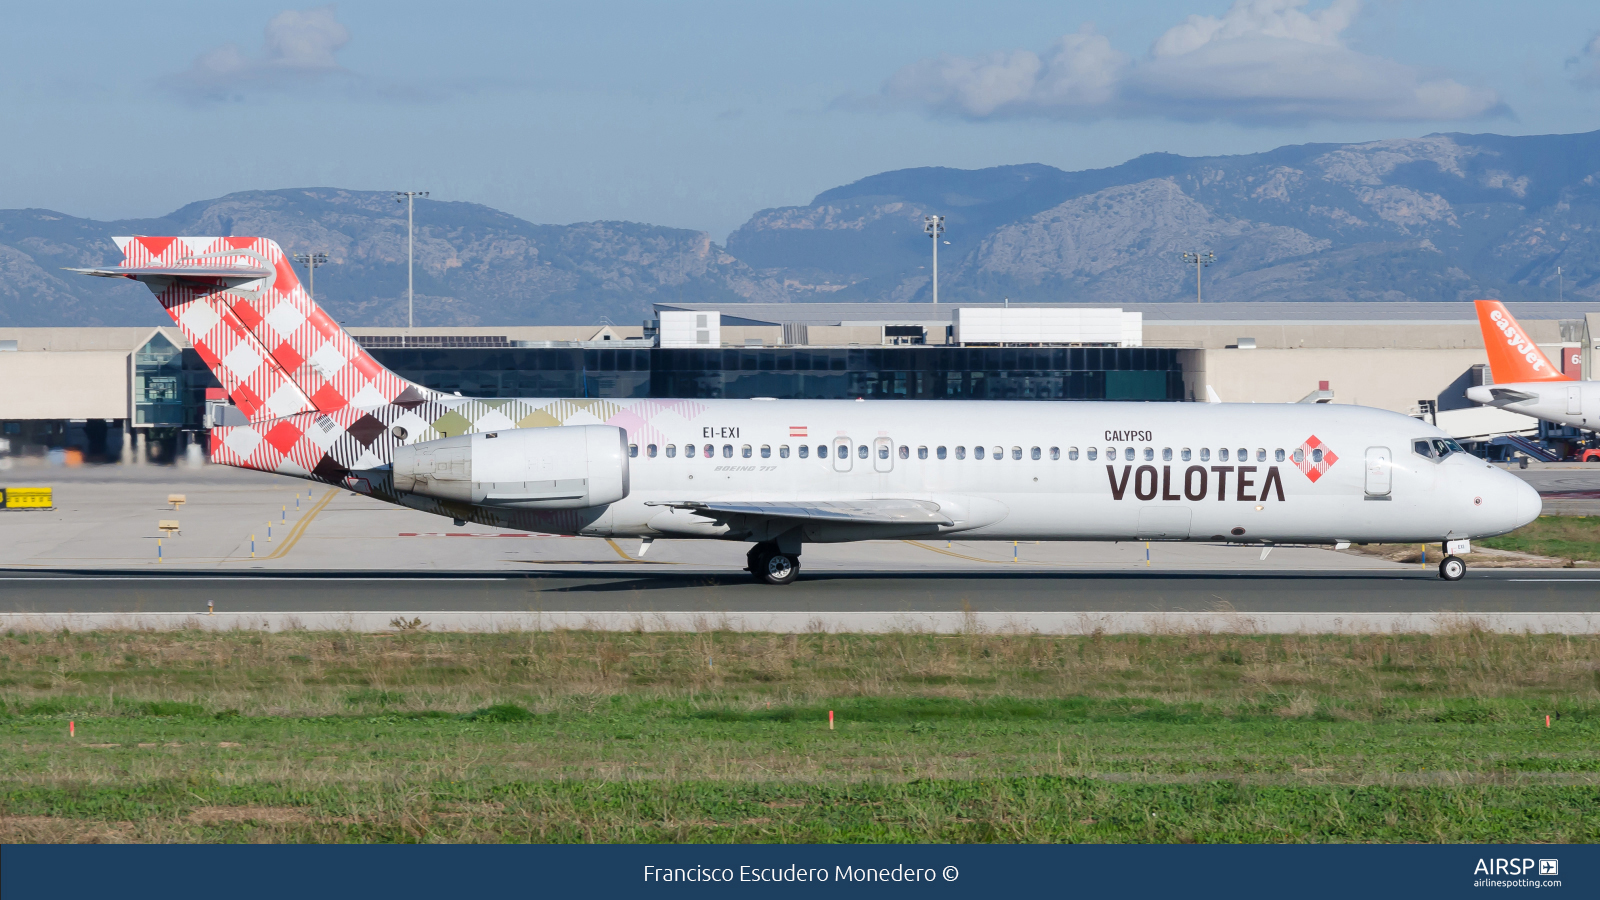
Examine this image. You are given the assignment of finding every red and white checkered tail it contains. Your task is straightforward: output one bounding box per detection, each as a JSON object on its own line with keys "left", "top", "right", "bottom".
{"left": 79, "top": 236, "right": 427, "bottom": 422}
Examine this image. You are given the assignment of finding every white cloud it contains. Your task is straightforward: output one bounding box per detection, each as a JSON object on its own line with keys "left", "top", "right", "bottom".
{"left": 1570, "top": 32, "right": 1600, "bottom": 89}
{"left": 169, "top": 5, "right": 352, "bottom": 100}
{"left": 881, "top": 0, "right": 1505, "bottom": 123}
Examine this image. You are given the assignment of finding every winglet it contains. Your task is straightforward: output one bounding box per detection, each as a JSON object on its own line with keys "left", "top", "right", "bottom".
{"left": 1474, "top": 299, "right": 1570, "bottom": 383}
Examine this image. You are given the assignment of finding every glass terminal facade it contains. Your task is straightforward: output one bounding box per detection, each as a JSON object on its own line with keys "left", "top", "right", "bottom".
{"left": 365, "top": 346, "right": 1185, "bottom": 402}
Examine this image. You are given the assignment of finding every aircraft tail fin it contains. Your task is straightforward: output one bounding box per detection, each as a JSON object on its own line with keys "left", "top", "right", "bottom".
{"left": 75, "top": 237, "right": 432, "bottom": 421}
{"left": 1473, "top": 299, "right": 1570, "bottom": 384}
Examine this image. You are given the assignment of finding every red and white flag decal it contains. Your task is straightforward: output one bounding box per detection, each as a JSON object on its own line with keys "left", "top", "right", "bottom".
{"left": 790, "top": 425, "right": 808, "bottom": 437}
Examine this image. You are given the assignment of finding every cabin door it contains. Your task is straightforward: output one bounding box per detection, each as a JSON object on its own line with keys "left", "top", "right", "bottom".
{"left": 1364, "top": 447, "right": 1392, "bottom": 497}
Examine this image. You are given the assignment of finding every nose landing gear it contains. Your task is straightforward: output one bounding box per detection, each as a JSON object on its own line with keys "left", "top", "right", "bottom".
{"left": 746, "top": 541, "right": 800, "bottom": 585}
{"left": 1438, "top": 555, "right": 1466, "bottom": 581}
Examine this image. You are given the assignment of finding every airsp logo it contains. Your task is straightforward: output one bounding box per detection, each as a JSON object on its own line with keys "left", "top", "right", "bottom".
{"left": 1540, "top": 860, "right": 1559, "bottom": 876}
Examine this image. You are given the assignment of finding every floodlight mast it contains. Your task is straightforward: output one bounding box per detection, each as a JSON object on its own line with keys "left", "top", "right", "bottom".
{"left": 1182, "top": 250, "right": 1215, "bottom": 303}
{"left": 395, "top": 191, "right": 429, "bottom": 330}
{"left": 924, "top": 215, "right": 945, "bottom": 304}
{"left": 291, "top": 251, "right": 329, "bottom": 302}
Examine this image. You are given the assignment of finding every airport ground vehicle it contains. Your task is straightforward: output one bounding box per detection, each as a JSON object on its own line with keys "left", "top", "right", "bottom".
{"left": 77, "top": 237, "right": 1540, "bottom": 583}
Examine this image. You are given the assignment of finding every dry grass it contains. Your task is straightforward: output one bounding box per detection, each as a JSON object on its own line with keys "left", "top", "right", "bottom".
{"left": 2, "top": 628, "right": 1597, "bottom": 842}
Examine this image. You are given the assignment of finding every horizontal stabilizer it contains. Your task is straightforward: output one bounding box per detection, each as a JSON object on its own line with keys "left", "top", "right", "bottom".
{"left": 68, "top": 265, "right": 273, "bottom": 283}
{"left": 645, "top": 498, "right": 953, "bottom": 526}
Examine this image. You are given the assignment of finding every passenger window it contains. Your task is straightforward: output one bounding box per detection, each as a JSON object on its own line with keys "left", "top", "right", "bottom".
{"left": 742, "top": 444, "right": 752, "bottom": 458}
{"left": 1050, "top": 447, "right": 1060, "bottom": 460}
{"left": 629, "top": 444, "right": 638, "bottom": 458}
{"left": 705, "top": 444, "right": 715, "bottom": 458}
{"left": 1031, "top": 447, "right": 1041, "bottom": 460}
{"left": 991, "top": 446, "right": 1001, "bottom": 461}
{"left": 1065, "top": 447, "right": 1076, "bottom": 460}
{"left": 880, "top": 445, "right": 890, "bottom": 460}
{"left": 917, "top": 446, "right": 928, "bottom": 460}
{"left": 1292, "top": 448, "right": 1304, "bottom": 463}
{"left": 975, "top": 446, "right": 985, "bottom": 460}
{"left": 1311, "top": 448, "right": 1323, "bottom": 463}
{"left": 1274, "top": 448, "right": 1285, "bottom": 462}
{"left": 1143, "top": 447, "right": 1154, "bottom": 461}
{"left": 899, "top": 445, "right": 909, "bottom": 459}
{"left": 1200, "top": 448, "right": 1210, "bottom": 462}
{"left": 1219, "top": 448, "right": 1228, "bottom": 461}
{"left": 956, "top": 446, "right": 967, "bottom": 460}
{"left": 936, "top": 446, "right": 946, "bottom": 459}
{"left": 1181, "top": 448, "right": 1191, "bottom": 461}
{"left": 1011, "top": 447, "right": 1022, "bottom": 460}
{"left": 685, "top": 444, "right": 696, "bottom": 458}
{"left": 858, "top": 445, "right": 868, "bottom": 459}
{"left": 1256, "top": 449, "right": 1266, "bottom": 462}
{"left": 1124, "top": 447, "right": 1135, "bottom": 462}
{"left": 666, "top": 444, "right": 677, "bottom": 458}
{"left": 1237, "top": 448, "right": 1247, "bottom": 462}
{"left": 1413, "top": 440, "right": 1433, "bottom": 459}
{"left": 1086, "top": 447, "right": 1096, "bottom": 461}
{"left": 798, "top": 445, "right": 809, "bottom": 458}
{"left": 779, "top": 445, "right": 789, "bottom": 458}
{"left": 760, "top": 445, "right": 770, "bottom": 458}
{"left": 1162, "top": 448, "right": 1172, "bottom": 461}
{"left": 817, "top": 445, "right": 827, "bottom": 459}
{"left": 722, "top": 444, "right": 732, "bottom": 458}
{"left": 647, "top": 444, "right": 658, "bottom": 458}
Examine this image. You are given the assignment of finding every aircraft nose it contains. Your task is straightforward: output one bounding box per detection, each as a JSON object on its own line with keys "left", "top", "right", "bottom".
{"left": 1512, "top": 475, "right": 1541, "bottom": 529}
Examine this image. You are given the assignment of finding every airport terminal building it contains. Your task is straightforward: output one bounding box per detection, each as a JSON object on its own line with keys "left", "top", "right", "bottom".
{"left": 1, "top": 301, "right": 1596, "bottom": 463}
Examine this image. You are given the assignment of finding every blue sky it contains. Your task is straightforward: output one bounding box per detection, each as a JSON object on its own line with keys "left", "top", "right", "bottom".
{"left": 5, "top": 1, "right": 1600, "bottom": 240}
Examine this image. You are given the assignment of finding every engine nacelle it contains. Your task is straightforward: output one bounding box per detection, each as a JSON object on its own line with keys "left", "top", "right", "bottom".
{"left": 391, "top": 425, "right": 629, "bottom": 509}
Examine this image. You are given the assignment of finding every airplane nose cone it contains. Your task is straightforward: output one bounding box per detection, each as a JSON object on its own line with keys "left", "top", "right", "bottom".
{"left": 1513, "top": 476, "right": 1541, "bottom": 529}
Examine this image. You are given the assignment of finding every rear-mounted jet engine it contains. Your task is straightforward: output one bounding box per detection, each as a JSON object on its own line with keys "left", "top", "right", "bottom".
{"left": 391, "top": 425, "right": 629, "bottom": 509}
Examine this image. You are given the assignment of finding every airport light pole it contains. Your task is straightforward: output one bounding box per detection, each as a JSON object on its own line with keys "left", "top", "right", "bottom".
{"left": 924, "top": 215, "right": 945, "bottom": 304}
{"left": 291, "top": 251, "right": 329, "bottom": 302}
{"left": 395, "top": 191, "right": 428, "bottom": 329}
{"left": 1182, "top": 250, "right": 1215, "bottom": 303}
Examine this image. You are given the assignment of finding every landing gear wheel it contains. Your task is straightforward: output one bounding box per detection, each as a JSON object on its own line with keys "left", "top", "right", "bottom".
{"left": 759, "top": 552, "right": 799, "bottom": 585}
{"left": 1438, "top": 555, "right": 1466, "bottom": 582}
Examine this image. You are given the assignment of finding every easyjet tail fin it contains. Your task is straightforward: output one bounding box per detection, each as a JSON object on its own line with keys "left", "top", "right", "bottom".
{"left": 73, "top": 237, "right": 431, "bottom": 420}
{"left": 1473, "top": 299, "right": 1570, "bottom": 384}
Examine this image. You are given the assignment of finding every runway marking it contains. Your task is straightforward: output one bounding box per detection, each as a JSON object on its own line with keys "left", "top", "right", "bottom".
{"left": 0, "top": 576, "right": 508, "bottom": 582}
{"left": 902, "top": 540, "right": 1009, "bottom": 564}
{"left": 265, "top": 489, "right": 337, "bottom": 560}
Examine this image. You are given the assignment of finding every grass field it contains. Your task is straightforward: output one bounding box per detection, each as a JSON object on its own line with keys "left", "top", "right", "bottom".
{"left": 1, "top": 627, "right": 1597, "bottom": 843}
{"left": 1479, "top": 516, "right": 1600, "bottom": 563}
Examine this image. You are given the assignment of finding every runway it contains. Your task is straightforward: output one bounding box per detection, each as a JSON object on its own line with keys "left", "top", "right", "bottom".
{"left": 3, "top": 567, "right": 1596, "bottom": 614}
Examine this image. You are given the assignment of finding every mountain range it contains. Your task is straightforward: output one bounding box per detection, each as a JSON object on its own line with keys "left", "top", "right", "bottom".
{"left": 3, "top": 129, "right": 1598, "bottom": 328}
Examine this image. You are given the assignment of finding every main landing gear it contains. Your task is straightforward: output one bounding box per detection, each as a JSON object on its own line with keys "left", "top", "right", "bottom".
{"left": 746, "top": 541, "right": 800, "bottom": 585}
{"left": 1438, "top": 555, "right": 1466, "bottom": 581}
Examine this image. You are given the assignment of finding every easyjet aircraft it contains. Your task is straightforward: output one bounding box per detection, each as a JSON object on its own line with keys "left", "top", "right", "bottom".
{"left": 1467, "top": 300, "right": 1599, "bottom": 433}
{"left": 77, "top": 237, "right": 1539, "bottom": 582}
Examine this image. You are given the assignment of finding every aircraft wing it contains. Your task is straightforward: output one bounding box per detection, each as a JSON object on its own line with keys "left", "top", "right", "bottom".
{"left": 644, "top": 498, "right": 953, "bottom": 526}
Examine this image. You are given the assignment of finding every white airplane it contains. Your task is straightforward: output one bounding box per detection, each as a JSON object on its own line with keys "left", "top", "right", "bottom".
{"left": 1466, "top": 300, "right": 1599, "bottom": 434}
{"left": 76, "top": 237, "right": 1539, "bottom": 583}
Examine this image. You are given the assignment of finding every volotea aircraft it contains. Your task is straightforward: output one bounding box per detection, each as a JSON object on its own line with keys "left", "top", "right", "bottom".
{"left": 1467, "top": 299, "right": 1600, "bottom": 436}
{"left": 77, "top": 237, "right": 1540, "bottom": 583}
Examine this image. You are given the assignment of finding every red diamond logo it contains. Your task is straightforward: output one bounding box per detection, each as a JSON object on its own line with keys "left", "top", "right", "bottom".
{"left": 1295, "top": 435, "right": 1338, "bottom": 483}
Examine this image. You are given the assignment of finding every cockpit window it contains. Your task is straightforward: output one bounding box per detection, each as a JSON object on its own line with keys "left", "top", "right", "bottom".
{"left": 1432, "top": 438, "right": 1463, "bottom": 459}
{"left": 1413, "top": 439, "right": 1435, "bottom": 459}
